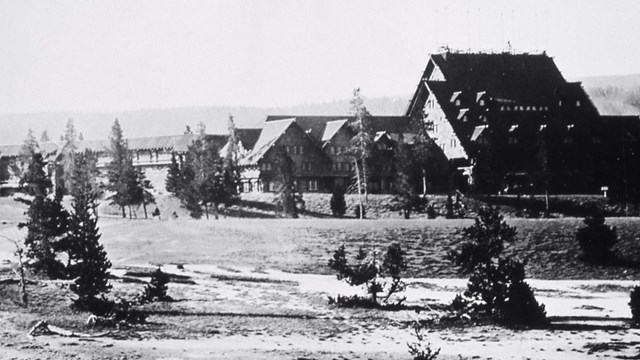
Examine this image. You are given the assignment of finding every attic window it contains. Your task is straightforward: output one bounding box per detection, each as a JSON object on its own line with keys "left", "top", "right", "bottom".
{"left": 455, "top": 99, "right": 461, "bottom": 106}
{"left": 450, "top": 139, "right": 457, "bottom": 147}
{"left": 479, "top": 99, "right": 485, "bottom": 107}
{"left": 261, "top": 162, "right": 272, "bottom": 171}
{"left": 508, "top": 137, "right": 518, "bottom": 144}
{"left": 576, "top": 100, "right": 581, "bottom": 107}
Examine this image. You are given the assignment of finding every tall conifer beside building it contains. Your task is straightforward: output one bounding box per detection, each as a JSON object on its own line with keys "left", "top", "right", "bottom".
{"left": 67, "top": 151, "right": 111, "bottom": 305}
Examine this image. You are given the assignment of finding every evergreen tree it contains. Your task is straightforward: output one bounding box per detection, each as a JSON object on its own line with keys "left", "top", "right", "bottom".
{"left": 410, "top": 110, "right": 445, "bottom": 195}
{"left": 21, "top": 129, "right": 39, "bottom": 159}
{"left": 184, "top": 125, "right": 193, "bottom": 135}
{"left": 347, "top": 88, "right": 374, "bottom": 218}
{"left": 177, "top": 138, "right": 228, "bottom": 219}
{"left": 272, "top": 146, "right": 297, "bottom": 218}
{"left": 200, "top": 140, "right": 227, "bottom": 219}
{"left": 165, "top": 153, "right": 182, "bottom": 194}
{"left": 223, "top": 115, "right": 242, "bottom": 204}
{"left": 61, "top": 119, "right": 78, "bottom": 194}
{"left": 196, "top": 121, "right": 207, "bottom": 135}
{"left": 130, "top": 168, "right": 155, "bottom": 219}
{"left": 17, "top": 153, "right": 69, "bottom": 278}
{"left": 393, "top": 140, "right": 419, "bottom": 219}
{"left": 40, "top": 130, "right": 50, "bottom": 143}
{"left": 67, "top": 153, "right": 111, "bottom": 304}
{"left": 106, "top": 120, "right": 132, "bottom": 218}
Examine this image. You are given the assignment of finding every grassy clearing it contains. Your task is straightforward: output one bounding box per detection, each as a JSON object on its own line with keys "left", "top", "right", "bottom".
{"left": 88, "top": 216, "right": 640, "bottom": 280}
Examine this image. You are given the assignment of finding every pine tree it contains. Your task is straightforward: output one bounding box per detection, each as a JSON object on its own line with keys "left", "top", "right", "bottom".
{"left": 21, "top": 129, "right": 39, "bottom": 159}
{"left": 67, "top": 153, "right": 111, "bottom": 304}
{"left": 40, "top": 130, "right": 50, "bottom": 143}
{"left": 410, "top": 110, "right": 445, "bottom": 195}
{"left": 272, "top": 146, "right": 297, "bottom": 218}
{"left": 393, "top": 140, "right": 418, "bottom": 219}
{"left": 131, "top": 168, "right": 155, "bottom": 219}
{"left": 196, "top": 121, "right": 206, "bottom": 135}
{"left": 106, "top": 120, "right": 132, "bottom": 218}
{"left": 223, "top": 115, "right": 241, "bottom": 205}
{"left": 166, "top": 153, "right": 182, "bottom": 194}
{"left": 17, "top": 153, "right": 69, "bottom": 278}
{"left": 348, "top": 88, "right": 373, "bottom": 217}
{"left": 61, "top": 119, "right": 78, "bottom": 194}
{"left": 178, "top": 138, "right": 227, "bottom": 219}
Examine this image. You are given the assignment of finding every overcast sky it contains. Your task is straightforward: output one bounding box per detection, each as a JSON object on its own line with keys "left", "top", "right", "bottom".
{"left": 1, "top": 0, "right": 639, "bottom": 113}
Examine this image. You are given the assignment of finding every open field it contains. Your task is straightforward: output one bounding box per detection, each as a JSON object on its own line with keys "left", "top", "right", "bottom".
{"left": 2, "top": 199, "right": 640, "bottom": 359}
{"left": 4, "top": 215, "right": 639, "bottom": 280}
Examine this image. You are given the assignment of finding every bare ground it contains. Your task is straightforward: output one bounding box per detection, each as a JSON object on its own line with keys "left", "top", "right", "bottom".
{"left": 1, "top": 215, "right": 640, "bottom": 359}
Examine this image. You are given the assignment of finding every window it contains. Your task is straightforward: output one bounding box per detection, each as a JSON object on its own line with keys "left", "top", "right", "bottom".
{"left": 576, "top": 100, "right": 581, "bottom": 107}
{"left": 296, "top": 146, "right": 303, "bottom": 155}
{"left": 564, "top": 136, "right": 573, "bottom": 144}
{"left": 508, "top": 137, "right": 518, "bottom": 144}
{"left": 302, "top": 162, "right": 311, "bottom": 171}
{"left": 479, "top": 99, "right": 485, "bottom": 107}
{"left": 592, "top": 136, "right": 601, "bottom": 144}
{"left": 261, "top": 162, "right": 272, "bottom": 171}
{"left": 286, "top": 145, "right": 292, "bottom": 154}
{"left": 307, "top": 180, "right": 318, "bottom": 191}
{"left": 329, "top": 146, "right": 335, "bottom": 155}
{"left": 434, "top": 124, "right": 439, "bottom": 133}
{"left": 451, "top": 139, "right": 456, "bottom": 147}
{"left": 455, "top": 99, "right": 461, "bottom": 106}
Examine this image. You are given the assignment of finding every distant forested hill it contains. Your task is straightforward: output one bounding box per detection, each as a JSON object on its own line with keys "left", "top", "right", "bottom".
{"left": 0, "top": 96, "right": 410, "bottom": 144}
{"left": 578, "top": 74, "right": 640, "bottom": 116}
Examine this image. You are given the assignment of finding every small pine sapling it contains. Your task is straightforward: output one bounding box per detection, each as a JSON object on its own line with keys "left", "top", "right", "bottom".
{"left": 448, "top": 205, "right": 546, "bottom": 326}
{"left": 576, "top": 214, "right": 618, "bottom": 263}
{"left": 140, "top": 267, "right": 171, "bottom": 303}
{"left": 407, "top": 322, "right": 441, "bottom": 360}
{"left": 328, "top": 243, "right": 407, "bottom": 307}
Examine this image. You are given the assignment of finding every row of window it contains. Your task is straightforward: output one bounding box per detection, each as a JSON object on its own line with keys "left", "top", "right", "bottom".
{"left": 328, "top": 146, "right": 348, "bottom": 155}
{"left": 285, "top": 145, "right": 303, "bottom": 155}
{"left": 331, "top": 162, "right": 353, "bottom": 172}
{"left": 261, "top": 162, "right": 313, "bottom": 171}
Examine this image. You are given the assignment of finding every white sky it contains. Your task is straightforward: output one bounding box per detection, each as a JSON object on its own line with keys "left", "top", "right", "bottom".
{"left": 1, "top": 0, "right": 639, "bottom": 113}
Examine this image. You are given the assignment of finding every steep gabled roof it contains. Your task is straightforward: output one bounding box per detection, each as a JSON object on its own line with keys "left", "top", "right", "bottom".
{"left": 236, "top": 128, "right": 262, "bottom": 151}
{"left": 321, "top": 119, "right": 349, "bottom": 142}
{"left": 241, "top": 118, "right": 297, "bottom": 166}
{"left": 430, "top": 51, "right": 567, "bottom": 104}
{"left": 264, "top": 115, "right": 412, "bottom": 143}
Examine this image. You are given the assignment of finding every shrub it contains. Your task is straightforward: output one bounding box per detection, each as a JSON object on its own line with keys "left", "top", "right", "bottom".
{"left": 576, "top": 214, "right": 617, "bottom": 263}
{"left": 426, "top": 204, "right": 437, "bottom": 219}
{"left": 139, "top": 267, "right": 171, "bottom": 303}
{"left": 328, "top": 243, "right": 407, "bottom": 307}
{"left": 448, "top": 205, "right": 546, "bottom": 327}
{"left": 630, "top": 286, "right": 640, "bottom": 327}
{"left": 76, "top": 296, "right": 146, "bottom": 327}
{"left": 330, "top": 188, "right": 346, "bottom": 217}
{"left": 407, "top": 322, "right": 441, "bottom": 360}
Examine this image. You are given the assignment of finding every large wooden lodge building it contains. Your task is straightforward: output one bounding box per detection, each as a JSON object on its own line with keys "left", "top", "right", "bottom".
{"left": 1, "top": 51, "right": 639, "bottom": 198}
